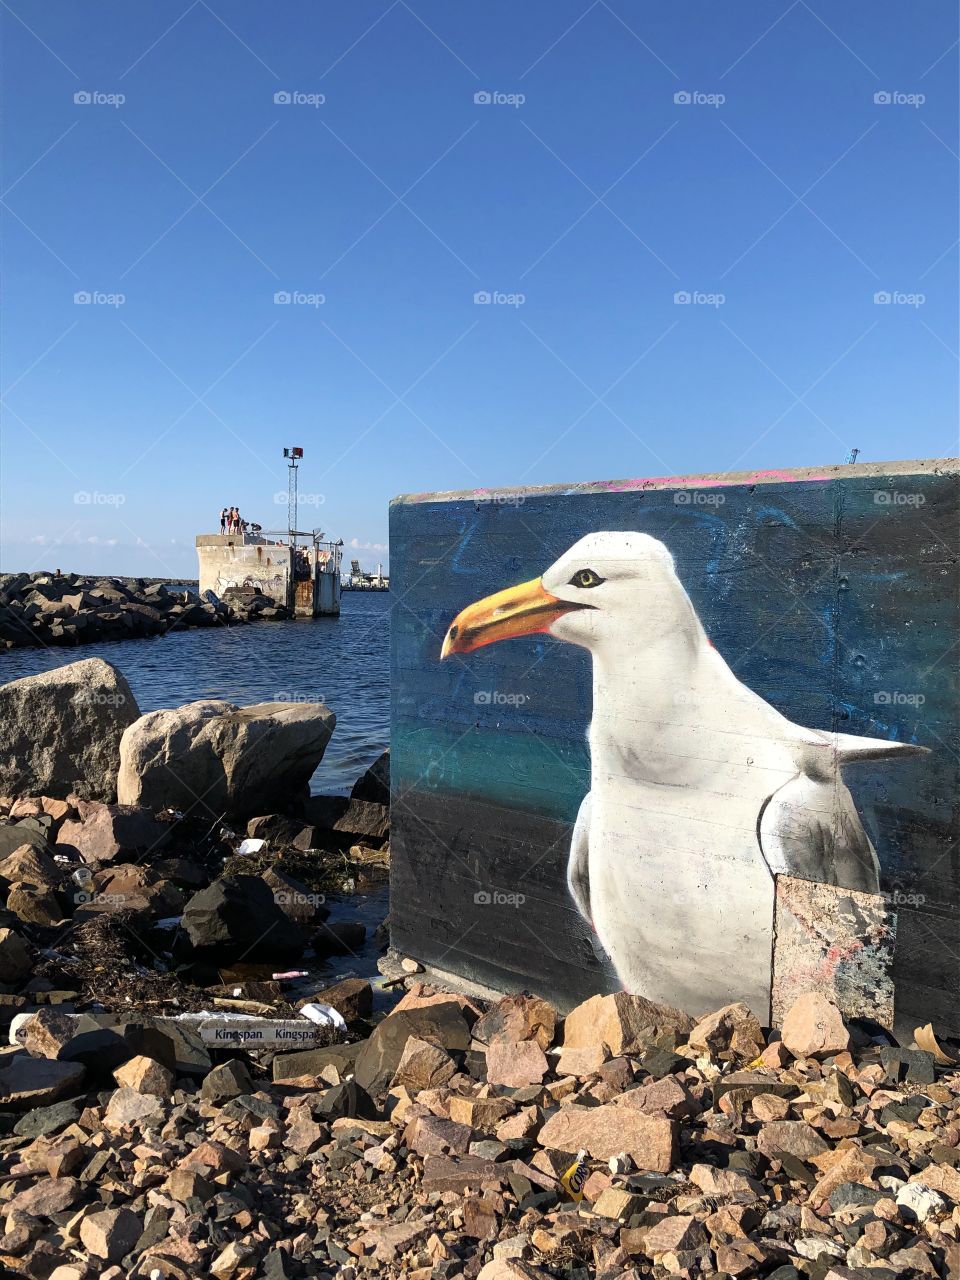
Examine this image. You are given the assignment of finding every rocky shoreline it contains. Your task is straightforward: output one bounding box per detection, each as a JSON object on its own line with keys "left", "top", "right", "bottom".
{"left": 0, "top": 659, "right": 958, "bottom": 1279}
{"left": 0, "top": 572, "right": 293, "bottom": 650}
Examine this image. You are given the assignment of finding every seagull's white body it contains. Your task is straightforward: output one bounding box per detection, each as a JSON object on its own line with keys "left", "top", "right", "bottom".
{"left": 442, "top": 531, "right": 926, "bottom": 1019}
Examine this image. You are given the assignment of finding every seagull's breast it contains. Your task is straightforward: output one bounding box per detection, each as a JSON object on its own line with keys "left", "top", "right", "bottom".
{"left": 586, "top": 772, "right": 777, "bottom": 1018}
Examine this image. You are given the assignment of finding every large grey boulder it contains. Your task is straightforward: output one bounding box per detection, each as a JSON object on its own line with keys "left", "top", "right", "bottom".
{"left": 0, "top": 659, "right": 139, "bottom": 801}
{"left": 117, "top": 699, "right": 336, "bottom": 818}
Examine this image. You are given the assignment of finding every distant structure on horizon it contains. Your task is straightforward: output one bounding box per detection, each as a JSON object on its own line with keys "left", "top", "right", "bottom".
{"left": 343, "top": 559, "right": 389, "bottom": 591}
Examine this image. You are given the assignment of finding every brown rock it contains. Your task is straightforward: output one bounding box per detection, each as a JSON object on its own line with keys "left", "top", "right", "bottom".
{"left": 448, "top": 1095, "right": 515, "bottom": 1130}
{"left": 752, "top": 1092, "right": 791, "bottom": 1121}
{"left": 7, "top": 882, "right": 63, "bottom": 926}
{"left": 391, "top": 1036, "right": 456, "bottom": 1090}
{"left": 0, "top": 927, "right": 31, "bottom": 984}
{"left": 485, "top": 1039, "right": 548, "bottom": 1088}
{"left": 592, "top": 1188, "right": 644, "bottom": 1220}
{"left": 757, "top": 1119, "right": 829, "bottom": 1159}
{"left": 563, "top": 992, "right": 692, "bottom": 1057}
{"left": 165, "top": 1168, "right": 215, "bottom": 1203}
{"left": 476, "top": 1261, "right": 550, "bottom": 1280}
{"left": 112, "top": 1054, "right": 173, "bottom": 1096}
{"left": 556, "top": 1043, "right": 609, "bottom": 1077}
{"left": 688, "top": 1002, "right": 764, "bottom": 1059}
{"left": 689, "top": 1162, "right": 764, "bottom": 1198}
{"left": 538, "top": 1103, "right": 676, "bottom": 1172}
{"left": 810, "top": 1145, "right": 878, "bottom": 1202}
{"left": 619, "top": 1074, "right": 697, "bottom": 1118}
{"left": 0, "top": 1053, "right": 85, "bottom": 1107}
{"left": 79, "top": 1207, "right": 142, "bottom": 1263}
{"left": 19, "top": 1008, "right": 77, "bottom": 1058}
{"left": 8, "top": 1176, "right": 81, "bottom": 1217}
{"left": 642, "top": 1214, "right": 708, "bottom": 1255}
{"left": 57, "top": 803, "right": 168, "bottom": 867}
{"left": 103, "top": 1086, "right": 165, "bottom": 1130}
{"left": 315, "top": 976, "right": 373, "bottom": 1022}
{"left": 496, "top": 1105, "right": 540, "bottom": 1142}
{"left": 780, "top": 992, "right": 850, "bottom": 1059}
{"left": 405, "top": 1114, "right": 473, "bottom": 1156}
{"left": 463, "top": 1195, "right": 501, "bottom": 1240}
{"left": 472, "top": 993, "right": 556, "bottom": 1050}
{"left": 180, "top": 1140, "right": 245, "bottom": 1175}
{"left": 0, "top": 843, "right": 61, "bottom": 888}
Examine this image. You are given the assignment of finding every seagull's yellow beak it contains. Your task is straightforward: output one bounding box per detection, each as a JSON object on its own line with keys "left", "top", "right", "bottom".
{"left": 441, "top": 577, "right": 575, "bottom": 657}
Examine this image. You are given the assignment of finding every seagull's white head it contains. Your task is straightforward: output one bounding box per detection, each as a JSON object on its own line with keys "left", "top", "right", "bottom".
{"left": 441, "top": 531, "right": 692, "bottom": 658}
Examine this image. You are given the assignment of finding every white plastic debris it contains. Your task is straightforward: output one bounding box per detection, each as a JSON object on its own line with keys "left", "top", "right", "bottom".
{"left": 299, "top": 1001, "right": 348, "bottom": 1033}
{"left": 153, "top": 916, "right": 182, "bottom": 930}
{"left": 896, "top": 1183, "right": 947, "bottom": 1222}
{"left": 236, "top": 838, "right": 266, "bottom": 856}
{"left": 8, "top": 1012, "right": 33, "bottom": 1045}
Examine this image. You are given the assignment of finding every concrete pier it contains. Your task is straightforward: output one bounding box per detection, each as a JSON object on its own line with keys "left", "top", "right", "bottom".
{"left": 196, "top": 533, "right": 342, "bottom": 617}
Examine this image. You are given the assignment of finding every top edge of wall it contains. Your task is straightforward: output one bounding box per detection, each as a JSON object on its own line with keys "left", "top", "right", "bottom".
{"left": 391, "top": 457, "right": 960, "bottom": 507}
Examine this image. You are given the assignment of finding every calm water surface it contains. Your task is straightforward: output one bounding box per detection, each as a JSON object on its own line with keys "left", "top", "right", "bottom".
{"left": 0, "top": 591, "right": 390, "bottom": 795}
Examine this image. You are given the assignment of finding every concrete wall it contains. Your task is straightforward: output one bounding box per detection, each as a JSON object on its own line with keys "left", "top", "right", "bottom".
{"left": 196, "top": 536, "right": 292, "bottom": 605}
{"left": 389, "top": 460, "right": 960, "bottom": 1034}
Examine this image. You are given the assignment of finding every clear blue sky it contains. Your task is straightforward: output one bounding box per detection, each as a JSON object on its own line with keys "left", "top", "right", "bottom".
{"left": 2, "top": 1, "right": 957, "bottom": 577}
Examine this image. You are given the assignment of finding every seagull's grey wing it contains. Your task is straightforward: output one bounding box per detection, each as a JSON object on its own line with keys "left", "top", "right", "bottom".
{"left": 567, "top": 792, "right": 592, "bottom": 922}
{"left": 758, "top": 772, "right": 880, "bottom": 894}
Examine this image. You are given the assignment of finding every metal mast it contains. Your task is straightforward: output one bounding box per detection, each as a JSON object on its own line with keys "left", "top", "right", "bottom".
{"left": 283, "top": 446, "right": 303, "bottom": 547}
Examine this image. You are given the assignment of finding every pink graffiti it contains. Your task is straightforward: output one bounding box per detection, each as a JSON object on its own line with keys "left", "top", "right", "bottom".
{"left": 602, "top": 468, "right": 832, "bottom": 493}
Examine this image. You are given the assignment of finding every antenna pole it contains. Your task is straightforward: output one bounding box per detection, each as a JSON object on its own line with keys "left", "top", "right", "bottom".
{"left": 283, "top": 446, "right": 303, "bottom": 549}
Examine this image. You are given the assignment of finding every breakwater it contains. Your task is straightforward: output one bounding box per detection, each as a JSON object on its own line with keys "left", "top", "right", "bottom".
{"left": 0, "top": 571, "right": 291, "bottom": 650}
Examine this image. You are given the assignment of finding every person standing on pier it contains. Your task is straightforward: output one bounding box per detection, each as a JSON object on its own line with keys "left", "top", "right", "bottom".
{"left": 220, "top": 507, "right": 227, "bottom": 534}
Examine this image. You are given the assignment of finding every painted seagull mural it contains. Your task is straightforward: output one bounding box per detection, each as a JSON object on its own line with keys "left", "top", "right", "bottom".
{"left": 441, "top": 531, "right": 927, "bottom": 1017}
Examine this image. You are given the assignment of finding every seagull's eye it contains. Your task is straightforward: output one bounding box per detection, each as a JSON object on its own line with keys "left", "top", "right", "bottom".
{"left": 569, "top": 568, "right": 605, "bottom": 589}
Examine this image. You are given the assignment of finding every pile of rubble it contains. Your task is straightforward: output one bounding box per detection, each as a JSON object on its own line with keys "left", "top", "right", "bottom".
{"left": 1, "top": 979, "right": 958, "bottom": 1280}
{"left": 0, "top": 572, "right": 291, "bottom": 650}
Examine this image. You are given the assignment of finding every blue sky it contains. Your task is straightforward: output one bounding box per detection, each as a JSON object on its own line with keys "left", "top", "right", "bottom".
{"left": 2, "top": 1, "right": 957, "bottom": 577}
